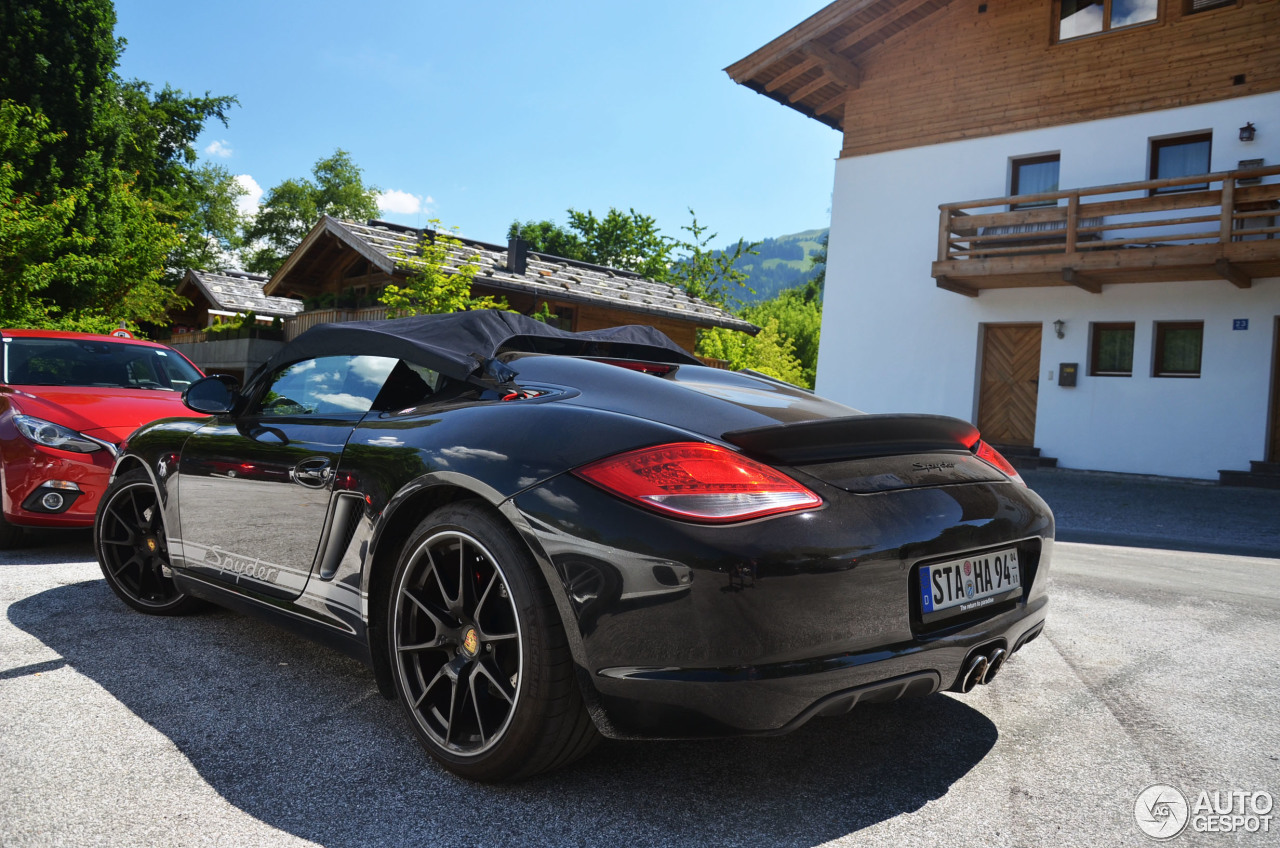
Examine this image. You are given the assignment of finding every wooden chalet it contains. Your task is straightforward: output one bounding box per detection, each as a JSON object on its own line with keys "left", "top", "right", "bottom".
{"left": 728, "top": 0, "right": 1280, "bottom": 482}
{"left": 264, "top": 217, "right": 758, "bottom": 353}
{"left": 171, "top": 269, "right": 304, "bottom": 336}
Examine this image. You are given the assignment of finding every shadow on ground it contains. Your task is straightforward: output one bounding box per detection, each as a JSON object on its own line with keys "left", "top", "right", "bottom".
{"left": 0, "top": 527, "right": 94, "bottom": 565}
{"left": 10, "top": 579, "right": 997, "bottom": 848}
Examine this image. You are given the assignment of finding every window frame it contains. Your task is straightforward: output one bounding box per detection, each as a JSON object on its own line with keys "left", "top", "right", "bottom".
{"left": 1010, "top": 153, "right": 1062, "bottom": 210}
{"left": 1153, "top": 321, "right": 1204, "bottom": 378}
{"left": 1149, "top": 132, "right": 1213, "bottom": 195}
{"left": 1054, "top": 0, "right": 1162, "bottom": 43}
{"left": 1089, "top": 322, "right": 1136, "bottom": 377}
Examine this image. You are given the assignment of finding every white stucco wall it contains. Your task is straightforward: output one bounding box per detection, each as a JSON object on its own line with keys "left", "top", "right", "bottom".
{"left": 817, "top": 91, "right": 1280, "bottom": 479}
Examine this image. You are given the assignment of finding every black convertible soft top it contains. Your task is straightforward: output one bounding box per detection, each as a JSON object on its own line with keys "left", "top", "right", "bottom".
{"left": 256, "top": 310, "right": 700, "bottom": 387}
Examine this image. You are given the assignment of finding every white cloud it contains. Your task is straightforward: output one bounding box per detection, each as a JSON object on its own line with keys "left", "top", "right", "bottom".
{"left": 235, "top": 174, "right": 263, "bottom": 218}
{"left": 314, "top": 392, "right": 373, "bottom": 411}
{"left": 376, "top": 189, "right": 433, "bottom": 215}
{"left": 205, "top": 139, "right": 233, "bottom": 158}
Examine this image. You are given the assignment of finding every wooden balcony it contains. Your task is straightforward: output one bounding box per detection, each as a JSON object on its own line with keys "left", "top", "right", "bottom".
{"left": 284, "top": 306, "right": 389, "bottom": 340}
{"left": 932, "top": 165, "right": 1280, "bottom": 296}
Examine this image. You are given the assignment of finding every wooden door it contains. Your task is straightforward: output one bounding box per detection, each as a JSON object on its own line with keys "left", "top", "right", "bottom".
{"left": 977, "top": 323, "right": 1042, "bottom": 447}
{"left": 1269, "top": 318, "right": 1280, "bottom": 463}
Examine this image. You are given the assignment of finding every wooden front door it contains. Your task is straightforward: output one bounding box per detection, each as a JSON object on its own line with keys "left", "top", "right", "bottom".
{"left": 977, "top": 323, "right": 1042, "bottom": 447}
{"left": 1269, "top": 317, "right": 1280, "bottom": 463}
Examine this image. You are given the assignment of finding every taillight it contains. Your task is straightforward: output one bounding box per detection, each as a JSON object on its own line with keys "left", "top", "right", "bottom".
{"left": 573, "top": 442, "right": 822, "bottom": 523}
{"left": 973, "top": 440, "right": 1025, "bottom": 486}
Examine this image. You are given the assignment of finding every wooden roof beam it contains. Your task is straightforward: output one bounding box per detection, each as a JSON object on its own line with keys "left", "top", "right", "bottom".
{"left": 936, "top": 275, "right": 978, "bottom": 297}
{"left": 832, "top": 0, "right": 938, "bottom": 52}
{"left": 1215, "top": 258, "right": 1252, "bottom": 289}
{"left": 789, "top": 73, "right": 839, "bottom": 104}
{"left": 1062, "top": 268, "right": 1102, "bottom": 293}
{"left": 765, "top": 57, "right": 820, "bottom": 93}
{"left": 801, "top": 42, "right": 863, "bottom": 90}
{"left": 813, "top": 88, "right": 850, "bottom": 117}
{"left": 725, "top": 0, "right": 879, "bottom": 81}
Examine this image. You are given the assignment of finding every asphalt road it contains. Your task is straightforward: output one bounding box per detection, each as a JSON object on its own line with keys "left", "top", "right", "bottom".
{"left": 2, "top": 531, "right": 1278, "bottom": 848}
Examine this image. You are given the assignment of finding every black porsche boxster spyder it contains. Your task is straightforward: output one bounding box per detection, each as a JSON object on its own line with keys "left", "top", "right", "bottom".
{"left": 95, "top": 310, "right": 1052, "bottom": 781}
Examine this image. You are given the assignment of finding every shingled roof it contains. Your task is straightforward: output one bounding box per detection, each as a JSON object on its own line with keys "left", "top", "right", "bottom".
{"left": 266, "top": 217, "right": 758, "bottom": 334}
{"left": 179, "top": 270, "right": 305, "bottom": 319}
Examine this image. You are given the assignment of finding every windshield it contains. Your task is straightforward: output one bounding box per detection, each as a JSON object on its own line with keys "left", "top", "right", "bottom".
{"left": 2, "top": 337, "right": 202, "bottom": 392}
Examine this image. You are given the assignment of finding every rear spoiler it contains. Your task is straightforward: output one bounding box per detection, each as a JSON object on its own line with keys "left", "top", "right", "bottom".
{"left": 723, "top": 414, "right": 979, "bottom": 465}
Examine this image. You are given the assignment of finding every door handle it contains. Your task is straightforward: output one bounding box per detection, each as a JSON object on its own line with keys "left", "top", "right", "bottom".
{"left": 291, "top": 457, "right": 332, "bottom": 488}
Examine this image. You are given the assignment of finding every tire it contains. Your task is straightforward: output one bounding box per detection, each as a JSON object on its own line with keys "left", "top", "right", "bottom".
{"left": 387, "top": 502, "right": 598, "bottom": 781}
{"left": 95, "top": 468, "right": 204, "bottom": 615}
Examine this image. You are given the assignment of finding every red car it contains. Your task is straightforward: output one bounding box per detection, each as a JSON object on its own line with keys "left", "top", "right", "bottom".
{"left": 1, "top": 329, "right": 203, "bottom": 547}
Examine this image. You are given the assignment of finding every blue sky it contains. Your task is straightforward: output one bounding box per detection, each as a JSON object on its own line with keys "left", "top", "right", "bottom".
{"left": 113, "top": 1, "right": 840, "bottom": 248}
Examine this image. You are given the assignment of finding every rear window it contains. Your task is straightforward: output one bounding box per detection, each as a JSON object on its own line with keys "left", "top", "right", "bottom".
{"left": 1, "top": 337, "right": 202, "bottom": 392}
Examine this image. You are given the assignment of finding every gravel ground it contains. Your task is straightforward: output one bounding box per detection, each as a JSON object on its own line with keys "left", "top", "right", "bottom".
{"left": 2, "top": 474, "right": 1277, "bottom": 847}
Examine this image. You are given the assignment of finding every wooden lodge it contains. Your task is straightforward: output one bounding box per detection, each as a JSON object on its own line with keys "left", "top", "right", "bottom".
{"left": 729, "top": 0, "right": 1280, "bottom": 482}
{"left": 264, "top": 217, "right": 757, "bottom": 352}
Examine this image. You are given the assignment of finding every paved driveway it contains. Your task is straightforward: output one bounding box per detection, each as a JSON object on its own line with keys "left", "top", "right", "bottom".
{"left": 2, "top": 529, "right": 1276, "bottom": 847}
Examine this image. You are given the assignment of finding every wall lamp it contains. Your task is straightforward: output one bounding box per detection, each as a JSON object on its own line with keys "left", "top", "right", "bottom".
{"left": 1239, "top": 122, "right": 1256, "bottom": 142}
{"left": 1053, "top": 319, "right": 1065, "bottom": 339}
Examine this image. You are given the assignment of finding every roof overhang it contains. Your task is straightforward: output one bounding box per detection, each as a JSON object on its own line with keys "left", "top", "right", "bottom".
{"left": 725, "top": 0, "right": 950, "bottom": 132}
{"left": 266, "top": 216, "right": 398, "bottom": 297}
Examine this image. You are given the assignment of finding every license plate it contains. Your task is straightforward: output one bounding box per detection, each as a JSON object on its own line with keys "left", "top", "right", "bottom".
{"left": 919, "top": 547, "right": 1021, "bottom": 621}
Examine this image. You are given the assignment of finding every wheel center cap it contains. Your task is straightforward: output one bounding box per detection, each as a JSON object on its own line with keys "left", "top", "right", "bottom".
{"left": 144, "top": 537, "right": 158, "bottom": 554}
{"left": 460, "top": 626, "right": 480, "bottom": 658}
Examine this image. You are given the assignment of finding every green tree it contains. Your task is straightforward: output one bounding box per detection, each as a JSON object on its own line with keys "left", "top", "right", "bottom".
{"left": 507, "top": 207, "right": 671, "bottom": 279}
{"left": 806, "top": 231, "right": 827, "bottom": 299}
{"left": 0, "top": 0, "right": 118, "bottom": 199}
{"left": 379, "top": 220, "right": 507, "bottom": 317}
{"left": 2, "top": 0, "right": 237, "bottom": 322}
{"left": 242, "top": 149, "right": 379, "bottom": 274}
{"left": 0, "top": 102, "right": 180, "bottom": 332}
{"left": 564, "top": 208, "right": 671, "bottom": 278}
{"left": 168, "top": 163, "right": 246, "bottom": 274}
{"left": 745, "top": 318, "right": 806, "bottom": 385}
{"left": 743, "top": 285, "right": 822, "bottom": 388}
{"left": 697, "top": 318, "right": 805, "bottom": 386}
{"left": 668, "top": 209, "right": 759, "bottom": 308}
{"left": 506, "top": 219, "right": 587, "bottom": 261}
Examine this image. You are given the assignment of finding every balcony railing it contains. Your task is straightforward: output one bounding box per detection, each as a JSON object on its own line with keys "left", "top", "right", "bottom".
{"left": 284, "top": 306, "right": 389, "bottom": 340}
{"left": 932, "top": 164, "right": 1280, "bottom": 295}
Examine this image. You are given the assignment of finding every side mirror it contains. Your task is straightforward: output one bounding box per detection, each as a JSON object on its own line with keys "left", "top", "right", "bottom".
{"left": 184, "top": 374, "right": 240, "bottom": 415}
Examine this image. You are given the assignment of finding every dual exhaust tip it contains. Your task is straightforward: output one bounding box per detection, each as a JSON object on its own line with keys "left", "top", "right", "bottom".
{"left": 959, "top": 646, "right": 1007, "bottom": 693}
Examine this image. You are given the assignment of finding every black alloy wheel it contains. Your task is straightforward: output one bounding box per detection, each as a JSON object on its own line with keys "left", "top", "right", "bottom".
{"left": 95, "top": 469, "right": 202, "bottom": 615}
{"left": 389, "top": 503, "right": 598, "bottom": 781}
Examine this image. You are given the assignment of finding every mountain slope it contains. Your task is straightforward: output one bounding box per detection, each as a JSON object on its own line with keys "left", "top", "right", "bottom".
{"left": 729, "top": 228, "right": 827, "bottom": 304}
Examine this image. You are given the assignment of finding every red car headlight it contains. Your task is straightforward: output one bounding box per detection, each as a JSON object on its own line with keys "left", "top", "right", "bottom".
{"left": 12, "top": 414, "right": 106, "bottom": 453}
{"left": 573, "top": 442, "right": 823, "bottom": 523}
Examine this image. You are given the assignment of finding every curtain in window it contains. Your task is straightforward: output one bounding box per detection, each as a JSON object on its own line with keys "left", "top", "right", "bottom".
{"left": 1156, "top": 139, "right": 1211, "bottom": 180}
{"left": 1016, "top": 159, "right": 1060, "bottom": 196}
